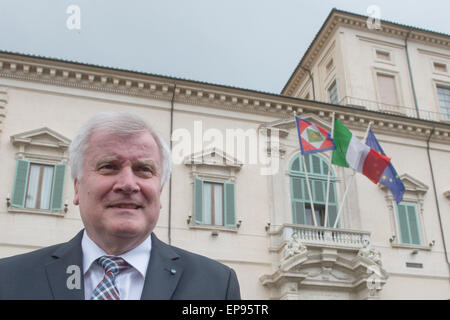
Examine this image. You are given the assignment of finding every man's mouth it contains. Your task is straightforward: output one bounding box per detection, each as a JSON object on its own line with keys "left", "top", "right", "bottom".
{"left": 108, "top": 203, "right": 143, "bottom": 209}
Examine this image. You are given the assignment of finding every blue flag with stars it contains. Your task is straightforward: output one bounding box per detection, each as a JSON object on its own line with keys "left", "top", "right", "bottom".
{"left": 365, "top": 128, "right": 405, "bottom": 204}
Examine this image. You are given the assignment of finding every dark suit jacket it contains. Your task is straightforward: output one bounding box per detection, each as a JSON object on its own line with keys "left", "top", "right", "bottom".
{"left": 0, "top": 230, "right": 241, "bottom": 300}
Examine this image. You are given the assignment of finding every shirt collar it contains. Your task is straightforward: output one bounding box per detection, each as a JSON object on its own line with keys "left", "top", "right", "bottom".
{"left": 81, "top": 230, "right": 152, "bottom": 278}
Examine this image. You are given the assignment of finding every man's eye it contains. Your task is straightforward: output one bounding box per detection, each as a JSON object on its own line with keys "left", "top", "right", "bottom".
{"left": 99, "top": 164, "right": 115, "bottom": 171}
{"left": 139, "top": 167, "right": 153, "bottom": 173}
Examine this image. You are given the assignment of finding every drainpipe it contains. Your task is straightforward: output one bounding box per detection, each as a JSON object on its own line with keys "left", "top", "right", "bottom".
{"left": 168, "top": 82, "right": 176, "bottom": 245}
{"left": 299, "top": 66, "right": 316, "bottom": 100}
{"left": 405, "top": 29, "right": 421, "bottom": 119}
{"left": 426, "top": 128, "right": 450, "bottom": 271}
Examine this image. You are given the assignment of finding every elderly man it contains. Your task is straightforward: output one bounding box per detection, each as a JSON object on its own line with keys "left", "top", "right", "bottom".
{"left": 0, "top": 112, "right": 241, "bottom": 300}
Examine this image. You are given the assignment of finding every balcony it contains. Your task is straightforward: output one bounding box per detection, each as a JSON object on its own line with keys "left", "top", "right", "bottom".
{"left": 268, "top": 224, "right": 371, "bottom": 251}
{"left": 260, "top": 224, "right": 388, "bottom": 300}
{"left": 339, "top": 96, "right": 448, "bottom": 122}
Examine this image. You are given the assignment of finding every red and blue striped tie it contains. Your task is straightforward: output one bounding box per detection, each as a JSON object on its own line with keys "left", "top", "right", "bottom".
{"left": 91, "top": 255, "right": 129, "bottom": 300}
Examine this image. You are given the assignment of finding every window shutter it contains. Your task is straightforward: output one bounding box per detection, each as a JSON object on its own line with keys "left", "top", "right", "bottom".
{"left": 327, "top": 205, "right": 338, "bottom": 228}
{"left": 397, "top": 204, "right": 411, "bottom": 244}
{"left": 193, "top": 177, "right": 204, "bottom": 224}
{"left": 50, "top": 164, "right": 66, "bottom": 211}
{"left": 407, "top": 205, "right": 421, "bottom": 245}
{"left": 377, "top": 74, "right": 398, "bottom": 106}
{"left": 313, "top": 180, "right": 325, "bottom": 203}
{"left": 292, "top": 201, "right": 305, "bottom": 225}
{"left": 11, "top": 159, "right": 30, "bottom": 208}
{"left": 224, "top": 182, "right": 236, "bottom": 228}
{"left": 291, "top": 177, "right": 303, "bottom": 200}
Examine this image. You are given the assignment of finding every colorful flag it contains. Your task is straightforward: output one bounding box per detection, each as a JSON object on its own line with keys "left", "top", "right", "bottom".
{"left": 331, "top": 119, "right": 391, "bottom": 184}
{"left": 295, "top": 116, "right": 336, "bottom": 155}
{"left": 365, "top": 128, "right": 405, "bottom": 203}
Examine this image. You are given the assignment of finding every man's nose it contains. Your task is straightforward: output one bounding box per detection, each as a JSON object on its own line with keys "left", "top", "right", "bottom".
{"left": 113, "top": 167, "right": 140, "bottom": 194}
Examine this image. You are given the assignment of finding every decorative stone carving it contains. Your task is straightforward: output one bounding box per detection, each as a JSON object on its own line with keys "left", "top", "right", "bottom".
{"left": 357, "top": 240, "right": 382, "bottom": 266}
{"left": 282, "top": 233, "right": 307, "bottom": 260}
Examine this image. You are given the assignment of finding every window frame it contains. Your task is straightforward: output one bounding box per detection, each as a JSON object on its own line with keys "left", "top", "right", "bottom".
{"left": 191, "top": 176, "right": 237, "bottom": 231}
{"left": 289, "top": 153, "right": 339, "bottom": 228}
{"left": 436, "top": 85, "right": 450, "bottom": 120}
{"left": 396, "top": 202, "right": 422, "bottom": 246}
{"left": 327, "top": 80, "right": 339, "bottom": 105}
{"left": 9, "top": 159, "right": 67, "bottom": 216}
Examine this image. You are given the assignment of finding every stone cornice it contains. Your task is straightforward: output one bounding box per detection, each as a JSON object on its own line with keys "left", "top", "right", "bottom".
{"left": 282, "top": 10, "right": 450, "bottom": 96}
{"left": 0, "top": 86, "right": 7, "bottom": 135}
{"left": 1, "top": 53, "right": 450, "bottom": 145}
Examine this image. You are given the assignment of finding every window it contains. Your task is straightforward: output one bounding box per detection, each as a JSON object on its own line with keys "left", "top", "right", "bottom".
{"left": 396, "top": 203, "right": 421, "bottom": 245}
{"left": 433, "top": 62, "right": 447, "bottom": 73}
{"left": 193, "top": 177, "right": 236, "bottom": 228}
{"left": 11, "top": 159, "right": 66, "bottom": 212}
{"left": 290, "top": 154, "right": 339, "bottom": 228}
{"left": 376, "top": 50, "right": 391, "bottom": 62}
{"left": 326, "top": 59, "right": 334, "bottom": 73}
{"left": 328, "top": 81, "right": 339, "bottom": 104}
{"left": 377, "top": 73, "right": 399, "bottom": 107}
{"left": 437, "top": 86, "right": 450, "bottom": 120}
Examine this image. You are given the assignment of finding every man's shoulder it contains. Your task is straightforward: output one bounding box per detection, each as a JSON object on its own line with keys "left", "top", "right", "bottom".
{"left": 0, "top": 231, "right": 83, "bottom": 271}
{"left": 0, "top": 243, "right": 61, "bottom": 271}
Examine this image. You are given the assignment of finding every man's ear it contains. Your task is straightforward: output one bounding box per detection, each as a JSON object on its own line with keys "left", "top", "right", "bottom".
{"left": 73, "top": 178, "right": 80, "bottom": 206}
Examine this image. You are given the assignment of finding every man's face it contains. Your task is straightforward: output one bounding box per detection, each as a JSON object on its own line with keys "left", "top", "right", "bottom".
{"left": 73, "top": 130, "right": 163, "bottom": 250}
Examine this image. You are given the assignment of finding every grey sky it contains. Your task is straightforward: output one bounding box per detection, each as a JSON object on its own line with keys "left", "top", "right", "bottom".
{"left": 0, "top": 0, "right": 449, "bottom": 94}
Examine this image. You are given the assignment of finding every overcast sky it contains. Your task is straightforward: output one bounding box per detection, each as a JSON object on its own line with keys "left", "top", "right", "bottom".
{"left": 0, "top": 0, "right": 449, "bottom": 94}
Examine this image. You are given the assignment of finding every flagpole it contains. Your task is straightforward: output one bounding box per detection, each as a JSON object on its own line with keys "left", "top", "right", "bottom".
{"left": 302, "top": 154, "right": 318, "bottom": 227}
{"left": 324, "top": 112, "right": 335, "bottom": 228}
{"left": 333, "top": 121, "right": 374, "bottom": 228}
{"left": 294, "top": 111, "right": 317, "bottom": 227}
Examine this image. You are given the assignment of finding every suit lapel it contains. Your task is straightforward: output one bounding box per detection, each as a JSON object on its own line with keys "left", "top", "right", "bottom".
{"left": 140, "top": 233, "right": 183, "bottom": 300}
{"left": 45, "top": 230, "right": 85, "bottom": 300}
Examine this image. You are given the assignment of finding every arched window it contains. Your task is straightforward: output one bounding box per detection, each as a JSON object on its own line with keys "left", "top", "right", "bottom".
{"left": 289, "top": 153, "right": 339, "bottom": 227}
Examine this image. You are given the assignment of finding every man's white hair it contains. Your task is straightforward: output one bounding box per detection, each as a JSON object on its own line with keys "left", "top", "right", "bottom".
{"left": 68, "top": 112, "right": 172, "bottom": 188}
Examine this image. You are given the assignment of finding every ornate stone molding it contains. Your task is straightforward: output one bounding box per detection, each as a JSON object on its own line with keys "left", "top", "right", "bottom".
{"left": 260, "top": 233, "right": 389, "bottom": 300}
{"left": 1, "top": 53, "right": 449, "bottom": 144}
{"left": 0, "top": 86, "right": 7, "bottom": 136}
{"left": 10, "top": 127, "right": 71, "bottom": 162}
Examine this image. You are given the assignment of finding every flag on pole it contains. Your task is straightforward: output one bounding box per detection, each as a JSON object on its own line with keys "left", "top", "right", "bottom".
{"left": 295, "top": 116, "right": 336, "bottom": 155}
{"left": 365, "top": 128, "right": 405, "bottom": 203}
{"left": 331, "top": 119, "right": 391, "bottom": 184}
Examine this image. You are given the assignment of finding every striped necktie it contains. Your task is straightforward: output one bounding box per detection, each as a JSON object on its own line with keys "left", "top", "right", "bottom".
{"left": 91, "top": 255, "right": 129, "bottom": 300}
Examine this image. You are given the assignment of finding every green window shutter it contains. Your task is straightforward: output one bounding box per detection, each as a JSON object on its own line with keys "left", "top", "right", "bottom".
{"left": 291, "top": 157, "right": 300, "bottom": 172}
{"left": 11, "top": 160, "right": 30, "bottom": 208}
{"left": 224, "top": 182, "right": 236, "bottom": 228}
{"left": 407, "top": 205, "right": 421, "bottom": 245}
{"left": 291, "top": 177, "right": 303, "bottom": 200}
{"left": 312, "top": 155, "right": 321, "bottom": 174}
{"left": 397, "top": 204, "right": 411, "bottom": 244}
{"left": 313, "top": 180, "right": 325, "bottom": 203}
{"left": 292, "top": 201, "right": 305, "bottom": 224}
{"left": 193, "top": 177, "right": 204, "bottom": 224}
{"left": 50, "top": 164, "right": 66, "bottom": 211}
{"left": 327, "top": 204, "right": 338, "bottom": 228}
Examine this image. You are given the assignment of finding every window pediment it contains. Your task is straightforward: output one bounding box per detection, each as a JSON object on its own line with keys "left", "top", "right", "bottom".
{"left": 10, "top": 127, "right": 71, "bottom": 150}
{"left": 260, "top": 113, "right": 332, "bottom": 138}
{"left": 379, "top": 173, "right": 428, "bottom": 195}
{"left": 184, "top": 147, "right": 243, "bottom": 169}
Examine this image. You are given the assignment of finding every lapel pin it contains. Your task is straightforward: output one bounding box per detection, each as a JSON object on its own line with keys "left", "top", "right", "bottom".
{"left": 170, "top": 268, "right": 177, "bottom": 275}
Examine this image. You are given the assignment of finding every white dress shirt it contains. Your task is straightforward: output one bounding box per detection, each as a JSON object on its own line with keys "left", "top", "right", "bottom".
{"left": 81, "top": 230, "right": 152, "bottom": 300}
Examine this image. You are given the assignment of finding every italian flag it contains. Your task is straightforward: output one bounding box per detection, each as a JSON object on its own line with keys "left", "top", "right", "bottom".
{"left": 331, "top": 119, "right": 391, "bottom": 184}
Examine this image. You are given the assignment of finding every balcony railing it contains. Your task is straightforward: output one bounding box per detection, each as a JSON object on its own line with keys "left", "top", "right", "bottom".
{"left": 338, "top": 96, "right": 448, "bottom": 122}
{"left": 270, "top": 224, "right": 371, "bottom": 251}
